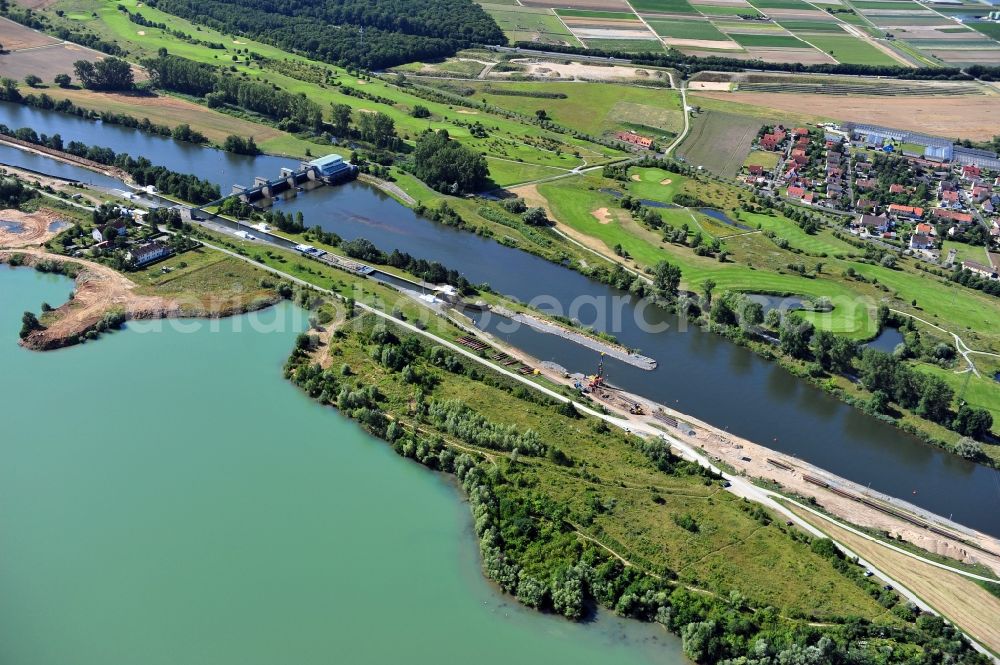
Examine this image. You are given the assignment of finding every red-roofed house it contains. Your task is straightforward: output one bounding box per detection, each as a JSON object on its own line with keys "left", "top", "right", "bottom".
{"left": 915, "top": 222, "right": 934, "bottom": 235}
{"left": 933, "top": 208, "right": 973, "bottom": 224}
{"left": 787, "top": 186, "right": 805, "bottom": 199}
{"left": 614, "top": 131, "right": 653, "bottom": 149}
{"left": 889, "top": 184, "right": 906, "bottom": 194}
{"left": 792, "top": 127, "right": 809, "bottom": 137}
{"left": 802, "top": 192, "right": 815, "bottom": 205}
{"left": 973, "top": 185, "right": 990, "bottom": 202}
{"left": 889, "top": 204, "right": 924, "bottom": 219}
{"left": 962, "top": 165, "right": 981, "bottom": 180}
{"left": 748, "top": 164, "right": 764, "bottom": 176}
{"left": 941, "top": 190, "right": 960, "bottom": 204}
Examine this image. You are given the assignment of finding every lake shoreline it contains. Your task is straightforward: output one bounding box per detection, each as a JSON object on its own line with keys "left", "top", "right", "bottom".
{"left": 1, "top": 251, "right": 281, "bottom": 352}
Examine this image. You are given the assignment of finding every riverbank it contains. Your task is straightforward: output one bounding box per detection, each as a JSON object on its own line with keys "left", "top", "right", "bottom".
{"left": 283, "top": 308, "right": 995, "bottom": 662}
{"left": 0, "top": 249, "right": 281, "bottom": 351}
{"left": 458, "top": 314, "right": 1000, "bottom": 575}
{"left": 0, "top": 135, "right": 133, "bottom": 184}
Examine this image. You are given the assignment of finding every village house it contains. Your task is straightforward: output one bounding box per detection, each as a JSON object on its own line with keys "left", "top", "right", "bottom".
{"left": 889, "top": 184, "right": 908, "bottom": 195}
{"left": 853, "top": 213, "right": 890, "bottom": 235}
{"left": 889, "top": 204, "right": 924, "bottom": 220}
{"left": 92, "top": 219, "right": 128, "bottom": 243}
{"left": 802, "top": 192, "right": 815, "bottom": 205}
{"left": 856, "top": 199, "right": 876, "bottom": 212}
{"left": 940, "top": 190, "right": 960, "bottom": 206}
{"left": 856, "top": 178, "right": 876, "bottom": 191}
{"left": 614, "top": 131, "right": 653, "bottom": 149}
{"left": 748, "top": 164, "right": 765, "bottom": 177}
{"left": 909, "top": 232, "right": 935, "bottom": 251}
{"left": 915, "top": 222, "right": 935, "bottom": 236}
{"left": 962, "top": 260, "right": 998, "bottom": 279}
{"left": 972, "top": 184, "right": 991, "bottom": 202}
{"left": 933, "top": 208, "right": 973, "bottom": 224}
{"left": 786, "top": 185, "right": 806, "bottom": 199}
{"left": 962, "top": 165, "right": 982, "bottom": 181}
{"left": 760, "top": 127, "right": 787, "bottom": 151}
{"left": 127, "top": 241, "right": 173, "bottom": 267}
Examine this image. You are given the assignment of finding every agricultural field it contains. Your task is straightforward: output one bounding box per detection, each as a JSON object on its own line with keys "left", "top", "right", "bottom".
{"left": 677, "top": 110, "right": 764, "bottom": 178}
{"left": 690, "top": 88, "right": 1000, "bottom": 141}
{"left": 478, "top": 3, "right": 582, "bottom": 46}
{"left": 477, "top": 0, "right": 984, "bottom": 66}
{"left": 41, "top": 0, "right": 624, "bottom": 175}
{"left": 0, "top": 16, "right": 110, "bottom": 84}
{"left": 465, "top": 81, "right": 684, "bottom": 138}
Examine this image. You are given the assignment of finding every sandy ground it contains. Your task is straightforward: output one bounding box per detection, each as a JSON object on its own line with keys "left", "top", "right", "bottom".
{"left": 660, "top": 178, "right": 673, "bottom": 185}
{"left": 590, "top": 207, "right": 612, "bottom": 224}
{"left": 630, "top": 173, "right": 642, "bottom": 181}
{"left": 567, "top": 27, "right": 657, "bottom": 39}
{"left": 503, "top": 60, "right": 664, "bottom": 82}
{"left": 0, "top": 209, "right": 67, "bottom": 248}
{"left": 663, "top": 37, "right": 742, "bottom": 50}
{"left": 747, "top": 47, "right": 837, "bottom": 64}
{"left": 789, "top": 505, "right": 1000, "bottom": 655}
{"left": 693, "top": 91, "right": 1000, "bottom": 140}
{"left": 2, "top": 249, "right": 169, "bottom": 350}
{"left": 689, "top": 81, "right": 733, "bottom": 91}
{"left": 456, "top": 109, "right": 479, "bottom": 114}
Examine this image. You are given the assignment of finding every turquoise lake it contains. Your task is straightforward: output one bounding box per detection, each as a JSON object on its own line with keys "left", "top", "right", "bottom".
{"left": 0, "top": 265, "right": 683, "bottom": 665}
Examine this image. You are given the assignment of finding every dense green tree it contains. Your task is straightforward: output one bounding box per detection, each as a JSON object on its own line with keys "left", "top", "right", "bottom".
{"left": 651, "top": 261, "right": 681, "bottom": 301}
{"left": 73, "top": 58, "right": 134, "bottom": 91}
{"left": 411, "top": 129, "right": 489, "bottom": 195}
{"left": 952, "top": 405, "right": 992, "bottom": 439}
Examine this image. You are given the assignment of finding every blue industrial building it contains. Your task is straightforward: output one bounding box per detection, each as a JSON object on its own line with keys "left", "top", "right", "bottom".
{"left": 308, "top": 154, "right": 356, "bottom": 179}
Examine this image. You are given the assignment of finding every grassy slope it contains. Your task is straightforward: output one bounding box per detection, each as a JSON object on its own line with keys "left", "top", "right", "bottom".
{"left": 331, "top": 313, "right": 899, "bottom": 622}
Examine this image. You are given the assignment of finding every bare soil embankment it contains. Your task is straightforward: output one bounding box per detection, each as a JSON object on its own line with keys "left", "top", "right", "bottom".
{"left": 1, "top": 249, "right": 280, "bottom": 351}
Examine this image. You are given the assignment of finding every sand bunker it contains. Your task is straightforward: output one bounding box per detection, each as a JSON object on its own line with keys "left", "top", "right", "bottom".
{"left": 630, "top": 174, "right": 642, "bottom": 181}
{"left": 456, "top": 109, "right": 478, "bottom": 115}
{"left": 137, "top": 30, "right": 146, "bottom": 36}
{"left": 591, "top": 208, "right": 613, "bottom": 224}
{"left": 660, "top": 178, "right": 673, "bottom": 185}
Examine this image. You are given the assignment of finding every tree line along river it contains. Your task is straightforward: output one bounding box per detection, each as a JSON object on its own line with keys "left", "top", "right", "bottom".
{"left": 1, "top": 101, "right": 998, "bottom": 537}
{"left": 0, "top": 266, "right": 682, "bottom": 665}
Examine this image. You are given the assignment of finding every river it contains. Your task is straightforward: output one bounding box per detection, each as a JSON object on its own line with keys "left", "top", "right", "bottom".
{"left": 2, "top": 101, "right": 998, "bottom": 535}
{"left": 0, "top": 266, "right": 683, "bottom": 665}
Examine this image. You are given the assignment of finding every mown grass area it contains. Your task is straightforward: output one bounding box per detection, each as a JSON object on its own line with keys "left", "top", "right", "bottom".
{"left": 537, "top": 172, "right": 875, "bottom": 335}
{"left": 467, "top": 81, "right": 683, "bottom": 138}
{"left": 744, "top": 150, "right": 780, "bottom": 168}
{"left": 484, "top": 158, "right": 570, "bottom": 188}
{"left": 916, "top": 362, "right": 1000, "bottom": 446}
{"left": 50, "top": 0, "right": 620, "bottom": 170}
{"left": 134, "top": 249, "right": 278, "bottom": 311}
{"left": 327, "top": 312, "right": 899, "bottom": 622}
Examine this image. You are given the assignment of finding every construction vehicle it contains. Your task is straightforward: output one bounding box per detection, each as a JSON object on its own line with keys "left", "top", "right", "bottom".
{"left": 587, "top": 353, "right": 606, "bottom": 391}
